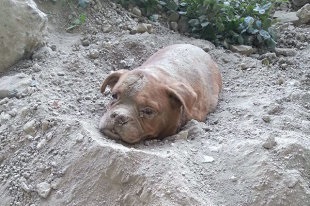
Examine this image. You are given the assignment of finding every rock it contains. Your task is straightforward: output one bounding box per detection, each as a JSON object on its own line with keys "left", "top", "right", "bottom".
{"left": 273, "top": 11, "right": 299, "bottom": 23}
{"left": 120, "top": 58, "right": 134, "bottom": 68}
{"left": 134, "top": 23, "right": 153, "bottom": 34}
{"left": 275, "top": 48, "right": 297, "bottom": 57}
{"left": 132, "top": 7, "right": 141, "bottom": 17}
{"left": 258, "top": 52, "right": 277, "bottom": 64}
{"left": 32, "top": 46, "right": 52, "bottom": 60}
{"left": 291, "top": 0, "right": 310, "bottom": 8}
{"left": 136, "top": 23, "right": 148, "bottom": 33}
{"left": 168, "top": 11, "right": 179, "bottom": 22}
{"left": 178, "top": 16, "right": 189, "bottom": 33}
{"left": 262, "top": 136, "right": 277, "bottom": 149}
{"left": 296, "top": 4, "right": 310, "bottom": 24}
{"left": 89, "top": 49, "right": 100, "bottom": 59}
{"left": 0, "top": 74, "right": 32, "bottom": 99}
{"left": 36, "top": 182, "right": 51, "bottom": 198}
{"left": 23, "top": 120, "right": 36, "bottom": 135}
{"left": 0, "top": 0, "right": 47, "bottom": 72}
{"left": 170, "top": 22, "right": 178, "bottom": 32}
{"left": 230, "top": 45, "right": 255, "bottom": 56}
{"left": 262, "top": 115, "right": 271, "bottom": 123}
{"left": 81, "top": 39, "right": 90, "bottom": 47}
{"left": 202, "top": 155, "right": 215, "bottom": 163}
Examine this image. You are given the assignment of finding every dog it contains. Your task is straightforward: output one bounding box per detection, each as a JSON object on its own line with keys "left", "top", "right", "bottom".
{"left": 99, "top": 44, "right": 222, "bottom": 143}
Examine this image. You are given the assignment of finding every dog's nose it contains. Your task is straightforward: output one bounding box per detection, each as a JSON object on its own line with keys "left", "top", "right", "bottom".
{"left": 110, "top": 112, "right": 130, "bottom": 125}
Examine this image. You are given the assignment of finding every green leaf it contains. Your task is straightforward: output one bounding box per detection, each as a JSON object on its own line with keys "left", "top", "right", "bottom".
{"left": 259, "top": 29, "right": 271, "bottom": 40}
{"left": 201, "top": 21, "right": 210, "bottom": 27}
{"left": 188, "top": 19, "right": 200, "bottom": 27}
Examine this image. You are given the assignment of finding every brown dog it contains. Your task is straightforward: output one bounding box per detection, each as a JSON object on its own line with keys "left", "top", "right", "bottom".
{"left": 99, "top": 44, "right": 222, "bottom": 143}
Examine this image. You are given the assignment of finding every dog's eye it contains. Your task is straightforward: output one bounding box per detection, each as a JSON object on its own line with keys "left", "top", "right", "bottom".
{"left": 139, "top": 107, "right": 157, "bottom": 119}
{"left": 111, "top": 93, "right": 118, "bottom": 99}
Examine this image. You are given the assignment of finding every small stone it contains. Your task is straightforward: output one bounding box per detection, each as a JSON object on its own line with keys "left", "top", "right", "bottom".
{"left": 20, "top": 182, "right": 31, "bottom": 192}
{"left": 89, "top": 49, "right": 99, "bottom": 59}
{"left": 8, "top": 108, "right": 17, "bottom": 117}
{"left": 50, "top": 45, "right": 57, "bottom": 51}
{"left": 51, "top": 178, "right": 62, "bottom": 190}
{"left": 168, "top": 11, "right": 179, "bottom": 22}
{"left": 37, "top": 138, "right": 47, "bottom": 149}
{"left": 81, "top": 39, "right": 90, "bottom": 47}
{"left": 36, "top": 182, "right": 51, "bottom": 198}
{"left": 120, "top": 58, "right": 134, "bottom": 68}
{"left": 230, "top": 175, "right": 237, "bottom": 182}
{"left": 275, "top": 48, "right": 297, "bottom": 57}
{"left": 23, "top": 120, "right": 36, "bottom": 135}
{"left": 178, "top": 130, "right": 189, "bottom": 140}
{"left": 132, "top": 7, "right": 141, "bottom": 16}
{"left": 102, "top": 25, "right": 112, "bottom": 33}
{"left": 262, "top": 115, "right": 271, "bottom": 123}
{"left": 136, "top": 23, "right": 148, "bottom": 33}
{"left": 262, "top": 136, "right": 277, "bottom": 149}
{"left": 230, "top": 45, "right": 255, "bottom": 56}
{"left": 170, "top": 21, "right": 178, "bottom": 32}
{"left": 203, "top": 155, "right": 215, "bottom": 163}
{"left": 41, "top": 120, "right": 50, "bottom": 131}
{"left": 75, "top": 133, "right": 84, "bottom": 143}
{"left": 277, "top": 78, "right": 285, "bottom": 85}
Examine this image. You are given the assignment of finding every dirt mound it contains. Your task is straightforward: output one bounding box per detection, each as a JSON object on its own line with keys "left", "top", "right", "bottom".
{"left": 0, "top": 0, "right": 309, "bottom": 205}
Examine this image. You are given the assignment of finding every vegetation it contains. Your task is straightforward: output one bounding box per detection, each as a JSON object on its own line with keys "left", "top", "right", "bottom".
{"left": 117, "top": 0, "right": 288, "bottom": 50}
{"left": 182, "top": 0, "right": 282, "bottom": 50}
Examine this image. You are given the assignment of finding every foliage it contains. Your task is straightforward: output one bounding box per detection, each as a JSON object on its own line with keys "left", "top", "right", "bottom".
{"left": 58, "top": 0, "right": 88, "bottom": 31}
{"left": 66, "top": 13, "right": 87, "bottom": 31}
{"left": 115, "top": 0, "right": 288, "bottom": 50}
{"left": 181, "top": 0, "right": 286, "bottom": 50}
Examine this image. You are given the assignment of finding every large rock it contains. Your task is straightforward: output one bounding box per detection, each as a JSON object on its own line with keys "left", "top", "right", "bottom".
{"left": 291, "top": 0, "right": 310, "bottom": 8}
{"left": 296, "top": 3, "right": 310, "bottom": 24}
{"left": 0, "top": 0, "right": 47, "bottom": 73}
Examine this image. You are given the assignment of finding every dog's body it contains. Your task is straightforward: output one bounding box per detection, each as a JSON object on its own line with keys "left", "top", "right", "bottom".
{"left": 99, "top": 44, "right": 222, "bottom": 143}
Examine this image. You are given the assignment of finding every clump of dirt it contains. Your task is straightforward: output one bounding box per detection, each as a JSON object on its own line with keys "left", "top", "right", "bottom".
{"left": 0, "top": 0, "right": 309, "bottom": 205}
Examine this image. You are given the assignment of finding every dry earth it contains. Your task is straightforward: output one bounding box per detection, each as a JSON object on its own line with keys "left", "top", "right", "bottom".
{"left": 0, "top": 1, "right": 310, "bottom": 206}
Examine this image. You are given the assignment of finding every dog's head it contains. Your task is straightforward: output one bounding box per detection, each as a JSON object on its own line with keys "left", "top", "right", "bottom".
{"left": 99, "top": 69, "right": 197, "bottom": 143}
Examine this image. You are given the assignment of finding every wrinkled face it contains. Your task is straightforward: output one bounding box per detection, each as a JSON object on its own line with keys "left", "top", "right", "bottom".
{"left": 99, "top": 70, "right": 185, "bottom": 144}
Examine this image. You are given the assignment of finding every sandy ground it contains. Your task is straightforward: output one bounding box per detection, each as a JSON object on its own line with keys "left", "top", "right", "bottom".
{"left": 0, "top": 1, "right": 309, "bottom": 205}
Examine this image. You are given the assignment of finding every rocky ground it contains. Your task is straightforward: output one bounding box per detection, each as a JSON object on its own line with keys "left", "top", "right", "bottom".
{"left": 0, "top": 0, "right": 309, "bottom": 206}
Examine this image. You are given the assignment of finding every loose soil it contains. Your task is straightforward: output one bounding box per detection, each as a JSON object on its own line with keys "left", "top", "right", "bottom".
{"left": 0, "top": 1, "right": 309, "bottom": 205}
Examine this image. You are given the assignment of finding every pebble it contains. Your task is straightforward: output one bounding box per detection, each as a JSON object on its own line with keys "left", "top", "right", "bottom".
{"left": 132, "top": 7, "right": 141, "bottom": 16}
{"left": 262, "top": 115, "right": 271, "bottom": 123}
{"left": 20, "top": 182, "right": 31, "bottom": 192}
{"left": 203, "top": 155, "right": 215, "bottom": 163}
{"left": 168, "top": 11, "right": 179, "bottom": 22}
{"left": 230, "top": 45, "right": 255, "bottom": 56}
{"left": 36, "top": 182, "right": 51, "bottom": 198}
{"left": 81, "top": 39, "right": 90, "bottom": 47}
{"left": 170, "top": 21, "right": 178, "bottom": 32}
{"left": 89, "top": 49, "right": 100, "bottom": 59}
{"left": 275, "top": 48, "right": 297, "bottom": 57}
{"left": 262, "top": 136, "right": 277, "bottom": 149}
{"left": 23, "top": 120, "right": 36, "bottom": 135}
{"left": 136, "top": 23, "right": 148, "bottom": 33}
{"left": 37, "top": 138, "right": 47, "bottom": 149}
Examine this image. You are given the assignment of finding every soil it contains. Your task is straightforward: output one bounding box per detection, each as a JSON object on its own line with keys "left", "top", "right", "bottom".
{"left": 0, "top": 1, "right": 309, "bottom": 206}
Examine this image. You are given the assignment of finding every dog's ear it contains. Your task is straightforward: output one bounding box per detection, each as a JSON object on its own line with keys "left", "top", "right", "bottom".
{"left": 101, "top": 70, "right": 129, "bottom": 93}
{"left": 166, "top": 83, "right": 197, "bottom": 117}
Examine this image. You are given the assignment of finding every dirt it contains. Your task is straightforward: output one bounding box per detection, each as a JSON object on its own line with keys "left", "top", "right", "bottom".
{"left": 0, "top": 1, "right": 309, "bottom": 206}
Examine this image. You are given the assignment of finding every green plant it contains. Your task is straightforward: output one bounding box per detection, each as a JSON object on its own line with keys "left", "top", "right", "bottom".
{"left": 66, "top": 12, "right": 87, "bottom": 31}
{"left": 182, "top": 0, "right": 282, "bottom": 50}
